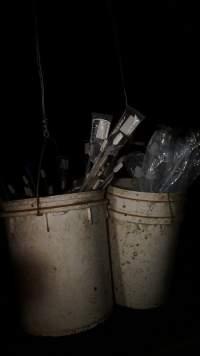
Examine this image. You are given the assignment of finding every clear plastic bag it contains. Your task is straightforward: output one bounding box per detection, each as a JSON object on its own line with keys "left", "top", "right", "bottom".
{"left": 141, "top": 127, "right": 174, "bottom": 192}
{"left": 159, "top": 130, "right": 200, "bottom": 192}
{"left": 140, "top": 129, "right": 200, "bottom": 193}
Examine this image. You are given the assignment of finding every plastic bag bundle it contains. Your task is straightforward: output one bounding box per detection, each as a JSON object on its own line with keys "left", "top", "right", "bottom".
{"left": 158, "top": 130, "right": 200, "bottom": 192}
{"left": 127, "top": 128, "right": 200, "bottom": 193}
{"left": 141, "top": 128, "right": 174, "bottom": 192}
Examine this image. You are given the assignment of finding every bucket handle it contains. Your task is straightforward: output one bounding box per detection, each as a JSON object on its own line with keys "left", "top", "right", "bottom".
{"left": 36, "top": 141, "right": 47, "bottom": 216}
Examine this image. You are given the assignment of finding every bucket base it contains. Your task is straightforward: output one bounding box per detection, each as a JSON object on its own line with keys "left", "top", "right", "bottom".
{"left": 22, "top": 311, "right": 113, "bottom": 337}
{"left": 116, "top": 301, "right": 166, "bottom": 310}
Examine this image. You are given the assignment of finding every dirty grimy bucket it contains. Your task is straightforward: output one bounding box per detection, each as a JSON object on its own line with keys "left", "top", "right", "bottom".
{"left": 107, "top": 178, "right": 185, "bottom": 309}
{"left": 0, "top": 190, "right": 113, "bottom": 336}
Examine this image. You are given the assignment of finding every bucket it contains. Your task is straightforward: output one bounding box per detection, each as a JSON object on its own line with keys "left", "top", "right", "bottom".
{"left": 107, "top": 178, "right": 185, "bottom": 309}
{"left": 0, "top": 191, "right": 113, "bottom": 336}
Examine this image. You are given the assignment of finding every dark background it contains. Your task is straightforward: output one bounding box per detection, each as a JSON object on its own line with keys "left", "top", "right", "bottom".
{"left": 0, "top": 0, "right": 200, "bottom": 353}
{"left": 1, "top": 0, "right": 199, "bottom": 175}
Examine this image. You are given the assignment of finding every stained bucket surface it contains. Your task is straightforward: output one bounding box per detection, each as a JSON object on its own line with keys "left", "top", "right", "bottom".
{"left": 107, "top": 178, "right": 185, "bottom": 309}
{"left": 0, "top": 191, "right": 113, "bottom": 336}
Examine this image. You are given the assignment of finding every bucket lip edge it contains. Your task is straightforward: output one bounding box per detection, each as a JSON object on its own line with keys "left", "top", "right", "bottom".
{"left": 0, "top": 199, "right": 107, "bottom": 217}
{"left": 1, "top": 190, "right": 105, "bottom": 206}
{"left": 107, "top": 186, "right": 184, "bottom": 202}
{"left": 0, "top": 190, "right": 106, "bottom": 213}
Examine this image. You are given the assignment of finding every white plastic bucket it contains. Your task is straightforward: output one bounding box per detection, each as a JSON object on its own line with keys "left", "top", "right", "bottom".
{"left": 0, "top": 191, "right": 113, "bottom": 336}
{"left": 107, "top": 179, "right": 185, "bottom": 309}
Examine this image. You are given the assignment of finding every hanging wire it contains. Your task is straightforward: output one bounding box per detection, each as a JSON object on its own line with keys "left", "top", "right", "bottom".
{"left": 32, "top": 1, "right": 60, "bottom": 207}
{"left": 31, "top": 1, "right": 49, "bottom": 211}
{"left": 106, "top": 0, "right": 128, "bottom": 109}
{"left": 33, "top": 1, "right": 50, "bottom": 140}
{"left": 33, "top": 3, "right": 59, "bottom": 152}
{"left": 32, "top": 2, "right": 59, "bottom": 155}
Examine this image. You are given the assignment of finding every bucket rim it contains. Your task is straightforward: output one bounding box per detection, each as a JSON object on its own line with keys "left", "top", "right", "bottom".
{"left": 0, "top": 190, "right": 106, "bottom": 216}
{"left": 108, "top": 182, "right": 184, "bottom": 203}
